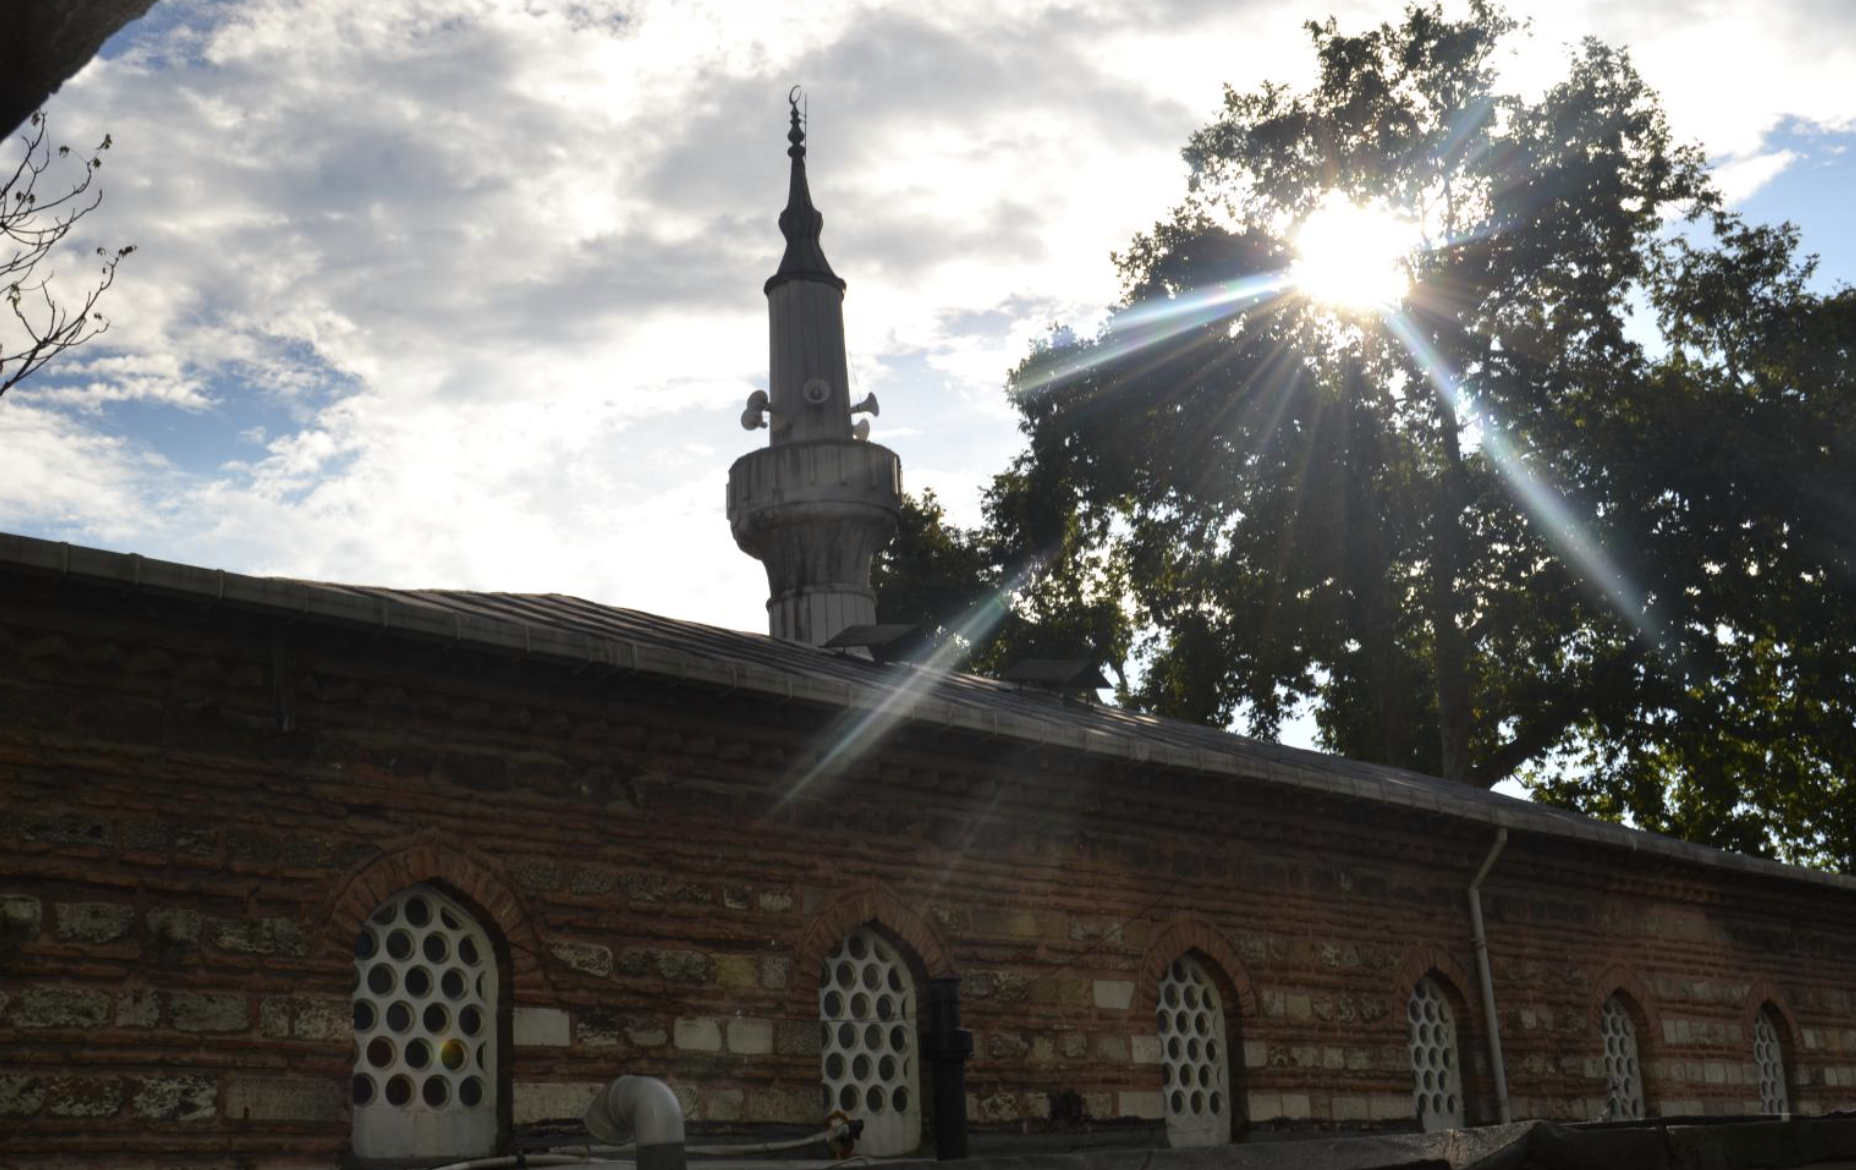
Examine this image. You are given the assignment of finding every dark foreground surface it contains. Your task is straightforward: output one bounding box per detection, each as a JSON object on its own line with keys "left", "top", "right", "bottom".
{"left": 875, "top": 1115, "right": 1856, "bottom": 1170}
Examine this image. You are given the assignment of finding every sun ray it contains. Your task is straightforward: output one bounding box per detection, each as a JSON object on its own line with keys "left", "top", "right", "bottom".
{"left": 1382, "top": 310, "right": 1664, "bottom": 646}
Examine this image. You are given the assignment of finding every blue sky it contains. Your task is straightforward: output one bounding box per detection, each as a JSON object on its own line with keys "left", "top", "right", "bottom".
{"left": 4, "top": 0, "right": 1853, "bottom": 759}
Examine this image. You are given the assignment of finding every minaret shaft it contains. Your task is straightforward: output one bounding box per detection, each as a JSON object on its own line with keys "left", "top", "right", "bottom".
{"left": 767, "top": 281, "right": 853, "bottom": 443}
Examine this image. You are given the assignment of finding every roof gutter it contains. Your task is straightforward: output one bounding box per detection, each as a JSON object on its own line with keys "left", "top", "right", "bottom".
{"left": 3, "top": 531, "right": 1852, "bottom": 897}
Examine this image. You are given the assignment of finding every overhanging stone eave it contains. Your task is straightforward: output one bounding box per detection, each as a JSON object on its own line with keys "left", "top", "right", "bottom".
{"left": 4, "top": 528, "right": 1851, "bottom": 898}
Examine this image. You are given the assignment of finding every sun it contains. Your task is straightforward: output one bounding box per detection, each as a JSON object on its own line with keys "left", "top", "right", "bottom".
{"left": 1291, "top": 195, "right": 1419, "bottom": 312}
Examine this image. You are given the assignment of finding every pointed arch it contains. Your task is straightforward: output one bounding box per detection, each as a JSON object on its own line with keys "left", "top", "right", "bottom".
{"left": 1134, "top": 915, "right": 1259, "bottom": 1021}
{"left": 1392, "top": 943, "right": 1477, "bottom": 1023}
{"left": 1589, "top": 962, "right": 1663, "bottom": 1041}
{"left": 316, "top": 828, "right": 551, "bottom": 996}
{"left": 1394, "top": 943, "right": 1479, "bottom": 1130}
{"left": 1742, "top": 979, "right": 1804, "bottom": 1056}
{"left": 790, "top": 885, "right": 953, "bottom": 1015}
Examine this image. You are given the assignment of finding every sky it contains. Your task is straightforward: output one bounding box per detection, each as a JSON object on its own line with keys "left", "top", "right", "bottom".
{"left": 5, "top": 0, "right": 1855, "bottom": 758}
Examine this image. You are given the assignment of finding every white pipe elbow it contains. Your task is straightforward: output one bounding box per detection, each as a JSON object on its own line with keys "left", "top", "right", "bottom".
{"left": 586, "top": 1074, "right": 687, "bottom": 1155}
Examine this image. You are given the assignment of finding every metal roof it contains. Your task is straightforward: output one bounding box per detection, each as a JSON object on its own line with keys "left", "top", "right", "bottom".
{"left": 4, "top": 530, "right": 1850, "bottom": 896}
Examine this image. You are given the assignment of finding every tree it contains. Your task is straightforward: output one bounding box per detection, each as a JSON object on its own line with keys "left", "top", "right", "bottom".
{"left": 2, "top": 110, "right": 133, "bottom": 397}
{"left": 879, "top": 4, "right": 1855, "bottom": 868}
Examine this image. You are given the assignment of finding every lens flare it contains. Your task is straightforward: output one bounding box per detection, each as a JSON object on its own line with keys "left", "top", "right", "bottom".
{"left": 1383, "top": 311, "right": 1661, "bottom": 644}
{"left": 1292, "top": 196, "right": 1418, "bottom": 311}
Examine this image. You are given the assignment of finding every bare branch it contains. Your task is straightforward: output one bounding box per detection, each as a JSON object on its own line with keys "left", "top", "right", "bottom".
{"left": 0, "top": 111, "right": 130, "bottom": 398}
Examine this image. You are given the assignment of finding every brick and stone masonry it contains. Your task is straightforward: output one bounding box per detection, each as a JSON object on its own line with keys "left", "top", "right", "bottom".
{"left": 3, "top": 566, "right": 1855, "bottom": 1167}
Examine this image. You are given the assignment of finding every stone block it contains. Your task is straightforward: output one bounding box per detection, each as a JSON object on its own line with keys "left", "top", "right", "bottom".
{"left": 207, "top": 917, "right": 308, "bottom": 957}
{"left": 1, "top": 894, "right": 42, "bottom": 945}
{"left": 48, "top": 1075, "right": 124, "bottom": 1118}
{"left": 293, "top": 996, "right": 347, "bottom": 1041}
{"left": 1249, "top": 1091, "right": 1283, "bottom": 1120}
{"left": 1119, "top": 1090, "right": 1165, "bottom": 1120}
{"left": 759, "top": 955, "right": 791, "bottom": 990}
{"left": 170, "top": 990, "right": 248, "bottom": 1033}
{"left": 260, "top": 996, "right": 291, "bottom": 1039}
{"left": 707, "top": 1088, "right": 745, "bottom": 1121}
{"left": 225, "top": 1076, "right": 342, "bottom": 1122}
{"left": 551, "top": 940, "right": 613, "bottom": 977}
{"left": 1281, "top": 1092, "right": 1312, "bottom": 1120}
{"left": 510, "top": 857, "right": 562, "bottom": 891}
{"left": 981, "top": 1093, "right": 1020, "bottom": 1122}
{"left": 569, "top": 865, "right": 616, "bottom": 895}
{"left": 515, "top": 1006, "right": 572, "bottom": 1047}
{"left": 511, "top": 1081, "right": 605, "bottom": 1125}
{"left": 55, "top": 902, "right": 135, "bottom": 944}
{"left": 728, "top": 1017, "right": 773, "bottom": 1055}
{"left": 1286, "top": 993, "right": 1313, "bottom": 1019}
{"left": 1084, "top": 1091, "right": 1114, "bottom": 1120}
{"left": 758, "top": 890, "right": 794, "bottom": 912}
{"left": 115, "top": 989, "right": 160, "bottom": 1028}
{"left": 628, "top": 1024, "right": 669, "bottom": 1048}
{"left": 0, "top": 1075, "right": 45, "bottom": 1118}
{"left": 147, "top": 908, "right": 202, "bottom": 948}
{"left": 775, "top": 1019, "right": 819, "bottom": 1057}
{"left": 1369, "top": 1094, "right": 1411, "bottom": 1121}
{"left": 15, "top": 986, "right": 110, "bottom": 1028}
{"left": 1244, "top": 1040, "right": 1270, "bottom": 1069}
{"left": 133, "top": 1075, "right": 216, "bottom": 1121}
{"left": 576, "top": 1009, "right": 622, "bottom": 1048}
{"left": 990, "top": 1032, "right": 1031, "bottom": 1060}
{"left": 749, "top": 1087, "right": 815, "bottom": 1123}
{"left": 1096, "top": 1035, "right": 1129, "bottom": 1062}
{"left": 1332, "top": 1095, "right": 1369, "bottom": 1122}
{"left": 1093, "top": 980, "right": 1135, "bottom": 1011}
{"left": 20, "top": 814, "right": 110, "bottom": 846}
{"left": 1131, "top": 1035, "right": 1163, "bottom": 1065}
{"left": 1060, "top": 1031, "right": 1087, "bottom": 1059}
{"left": 675, "top": 1017, "right": 722, "bottom": 1052}
{"left": 722, "top": 886, "right": 751, "bottom": 910}
{"left": 652, "top": 949, "right": 710, "bottom": 983}
{"left": 713, "top": 955, "right": 759, "bottom": 990}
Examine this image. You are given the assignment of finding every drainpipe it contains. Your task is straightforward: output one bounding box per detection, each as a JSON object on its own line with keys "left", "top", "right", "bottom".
{"left": 584, "top": 1075, "right": 687, "bottom": 1170}
{"left": 1468, "top": 828, "right": 1511, "bottom": 1125}
{"left": 925, "top": 977, "right": 973, "bottom": 1160}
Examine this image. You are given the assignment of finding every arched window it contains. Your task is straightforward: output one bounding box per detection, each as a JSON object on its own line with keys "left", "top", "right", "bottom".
{"left": 352, "top": 884, "right": 499, "bottom": 1161}
{"left": 1406, "top": 975, "right": 1463, "bottom": 1132}
{"left": 1598, "top": 994, "right": 1646, "bottom": 1120}
{"left": 1155, "top": 954, "right": 1231, "bottom": 1147}
{"left": 1753, "top": 1004, "right": 1790, "bottom": 1114}
{"left": 819, "top": 925, "right": 920, "bottom": 1157}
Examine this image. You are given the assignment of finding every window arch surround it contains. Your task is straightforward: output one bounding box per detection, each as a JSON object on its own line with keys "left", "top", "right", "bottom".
{"left": 790, "top": 886, "right": 956, "bottom": 1015}
{"left": 1588, "top": 965, "right": 1661, "bottom": 1119}
{"left": 1743, "top": 982, "right": 1803, "bottom": 1115}
{"left": 318, "top": 832, "right": 539, "bottom": 1158}
{"left": 792, "top": 887, "right": 955, "bottom": 1159}
{"left": 1133, "top": 917, "right": 1257, "bottom": 1144}
{"left": 1393, "top": 946, "right": 1479, "bottom": 1131}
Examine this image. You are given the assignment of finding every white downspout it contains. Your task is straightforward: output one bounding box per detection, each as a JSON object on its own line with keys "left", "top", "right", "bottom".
{"left": 1468, "top": 827, "right": 1511, "bottom": 1124}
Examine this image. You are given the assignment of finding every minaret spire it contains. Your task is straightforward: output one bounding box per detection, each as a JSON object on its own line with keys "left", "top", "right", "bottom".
{"left": 727, "top": 89, "right": 902, "bottom": 646}
{"left": 768, "top": 87, "right": 843, "bottom": 293}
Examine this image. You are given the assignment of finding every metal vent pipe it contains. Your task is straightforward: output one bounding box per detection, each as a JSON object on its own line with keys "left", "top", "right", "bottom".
{"left": 585, "top": 1075, "right": 687, "bottom": 1170}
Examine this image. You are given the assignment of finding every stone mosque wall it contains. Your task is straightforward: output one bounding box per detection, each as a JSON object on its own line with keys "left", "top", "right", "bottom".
{"left": 3, "top": 567, "right": 1855, "bottom": 1167}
